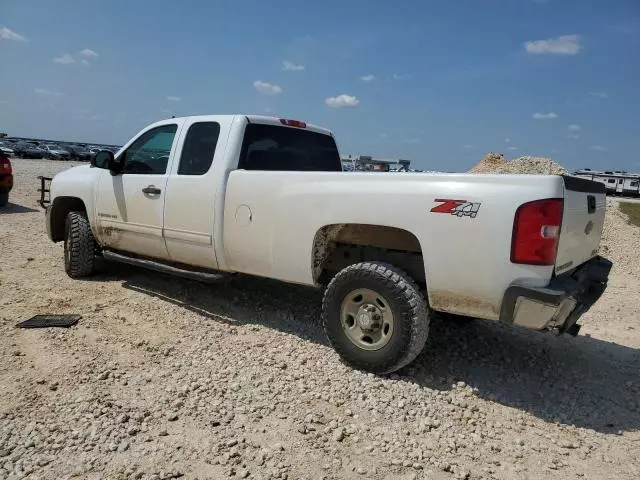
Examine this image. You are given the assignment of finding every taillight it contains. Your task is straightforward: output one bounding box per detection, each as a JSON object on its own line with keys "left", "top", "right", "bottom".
{"left": 279, "top": 118, "right": 307, "bottom": 128}
{"left": 0, "top": 159, "right": 11, "bottom": 174}
{"left": 511, "top": 199, "right": 563, "bottom": 265}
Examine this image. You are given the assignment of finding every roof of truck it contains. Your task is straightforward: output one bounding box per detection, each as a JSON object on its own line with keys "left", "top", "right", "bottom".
{"left": 164, "top": 114, "right": 333, "bottom": 137}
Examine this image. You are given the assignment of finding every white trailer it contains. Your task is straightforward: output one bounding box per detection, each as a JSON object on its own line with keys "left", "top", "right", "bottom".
{"left": 622, "top": 177, "right": 640, "bottom": 196}
{"left": 573, "top": 170, "right": 639, "bottom": 196}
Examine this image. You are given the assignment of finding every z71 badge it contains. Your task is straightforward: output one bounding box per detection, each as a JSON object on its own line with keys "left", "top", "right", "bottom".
{"left": 430, "top": 199, "right": 481, "bottom": 218}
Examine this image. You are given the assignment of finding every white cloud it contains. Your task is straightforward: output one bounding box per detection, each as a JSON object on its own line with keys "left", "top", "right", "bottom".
{"left": 524, "top": 34, "right": 581, "bottom": 55}
{"left": 0, "top": 26, "right": 27, "bottom": 42}
{"left": 0, "top": 100, "right": 8, "bottom": 104}
{"left": 379, "top": 133, "right": 387, "bottom": 138}
{"left": 566, "top": 134, "right": 580, "bottom": 139}
{"left": 533, "top": 112, "right": 558, "bottom": 120}
{"left": 591, "top": 145, "right": 607, "bottom": 151}
{"left": 508, "top": 146, "right": 519, "bottom": 151}
{"left": 35, "top": 88, "right": 63, "bottom": 96}
{"left": 166, "top": 96, "right": 182, "bottom": 102}
{"left": 253, "top": 80, "right": 283, "bottom": 95}
{"left": 264, "top": 107, "right": 273, "bottom": 114}
{"left": 360, "top": 74, "right": 376, "bottom": 82}
{"left": 590, "top": 92, "right": 608, "bottom": 99}
{"left": 567, "top": 124, "right": 581, "bottom": 131}
{"left": 504, "top": 138, "right": 511, "bottom": 143}
{"left": 81, "top": 59, "right": 90, "bottom": 66}
{"left": 407, "top": 138, "right": 422, "bottom": 144}
{"left": 53, "top": 54, "right": 75, "bottom": 65}
{"left": 325, "top": 94, "right": 360, "bottom": 108}
{"left": 282, "top": 60, "right": 305, "bottom": 72}
{"left": 462, "top": 144, "right": 474, "bottom": 149}
{"left": 79, "top": 48, "right": 98, "bottom": 58}
{"left": 392, "top": 73, "right": 409, "bottom": 80}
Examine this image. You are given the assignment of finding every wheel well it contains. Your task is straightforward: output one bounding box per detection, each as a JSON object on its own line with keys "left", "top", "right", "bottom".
{"left": 50, "top": 197, "right": 87, "bottom": 242}
{"left": 312, "top": 224, "right": 426, "bottom": 287}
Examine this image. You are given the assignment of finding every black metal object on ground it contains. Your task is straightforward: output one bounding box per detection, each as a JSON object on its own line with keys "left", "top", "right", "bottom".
{"left": 37, "top": 176, "right": 52, "bottom": 208}
{"left": 16, "top": 314, "right": 81, "bottom": 328}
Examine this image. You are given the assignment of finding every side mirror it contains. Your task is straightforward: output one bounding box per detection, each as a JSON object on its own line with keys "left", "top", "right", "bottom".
{"left": 93, "top": 150, "right": 121, "bottom": 175}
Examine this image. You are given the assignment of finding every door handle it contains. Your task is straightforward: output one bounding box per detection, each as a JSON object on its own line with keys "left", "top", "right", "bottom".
{"left": 142, "top": 185, "right": 161, "bottom": 195}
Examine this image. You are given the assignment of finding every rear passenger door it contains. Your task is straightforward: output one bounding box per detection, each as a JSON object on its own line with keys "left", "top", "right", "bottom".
{"left": 163, "top": 117, "right": 229, "bottom": 269}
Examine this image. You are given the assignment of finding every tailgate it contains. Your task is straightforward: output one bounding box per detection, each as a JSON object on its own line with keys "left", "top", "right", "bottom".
{"left": 555, "top": 176, "right": 606, "bottom": 275}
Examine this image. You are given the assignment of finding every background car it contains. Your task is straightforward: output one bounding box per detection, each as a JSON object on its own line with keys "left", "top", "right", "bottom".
{"left": 0, "top": 141, "right": 15, "bottom": 157}
{"left": 14, "top": 143, "right": 44, "bottom": 158}
{"left": 0, "top": 151, "right": 13, "bottom": 207}
{"left": 61, "top": 145, "right": 91, "bottom": 161}
{"left": 41, "top": 144, "right": 71, "bottom": 160}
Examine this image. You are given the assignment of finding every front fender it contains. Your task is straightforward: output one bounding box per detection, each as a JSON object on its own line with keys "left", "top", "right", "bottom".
{"left": 47, "top": 165, "right": 101, "bottom": 242}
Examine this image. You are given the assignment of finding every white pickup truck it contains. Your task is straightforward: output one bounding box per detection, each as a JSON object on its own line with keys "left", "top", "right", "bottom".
{"left": 42, "top": 114, "right": 612, "bottom": 373}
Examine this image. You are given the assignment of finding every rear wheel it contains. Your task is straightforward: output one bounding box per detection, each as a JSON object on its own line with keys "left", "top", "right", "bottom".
{"left": 0, "top": 192, "right": 8, "bottom": 207}
{"left": 322, "top": 262, "right": 429, "bottom": 374}
{"left": 64, "top": 211, "right": 96, "bottom": 278}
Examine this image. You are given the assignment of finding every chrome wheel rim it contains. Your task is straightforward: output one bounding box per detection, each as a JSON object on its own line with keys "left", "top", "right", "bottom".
{"left": 340, "top": 288, "right": 394, "bottom": 351}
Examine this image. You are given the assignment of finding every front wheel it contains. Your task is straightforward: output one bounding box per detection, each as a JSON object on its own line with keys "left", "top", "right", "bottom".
{"left": 322, "top": 262, "right": 429, "bottom": 374}
{"left": 64, "top": 211, "right": 96, "bottom": 278}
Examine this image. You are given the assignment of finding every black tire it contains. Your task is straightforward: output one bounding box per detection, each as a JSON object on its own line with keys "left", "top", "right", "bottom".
{"left": 0, "top": 192, "right": 8, "bottom": 207}
{"left": 64, "top": 211, "right": 96, "bottom": 278}
{"left": 322, "top": 262, "right": 429, "bottom": 374}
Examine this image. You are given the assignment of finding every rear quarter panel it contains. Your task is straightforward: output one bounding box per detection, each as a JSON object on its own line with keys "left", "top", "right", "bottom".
{"left": 222, "top": 171, "right": 565, "bottom": 320}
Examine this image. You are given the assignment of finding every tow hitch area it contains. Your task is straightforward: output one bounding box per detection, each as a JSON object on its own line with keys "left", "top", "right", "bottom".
{"left": 500, "top": 256, "right": 612, "bottom": 335}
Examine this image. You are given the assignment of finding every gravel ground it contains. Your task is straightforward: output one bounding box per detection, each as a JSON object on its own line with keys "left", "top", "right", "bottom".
{"left": 1, "top": 159, "right": 639, "bottom": 480}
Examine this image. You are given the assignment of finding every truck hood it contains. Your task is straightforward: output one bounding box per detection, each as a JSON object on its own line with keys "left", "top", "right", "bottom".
{"left": 50, "top": 164, "right": 99, "bottom": 197}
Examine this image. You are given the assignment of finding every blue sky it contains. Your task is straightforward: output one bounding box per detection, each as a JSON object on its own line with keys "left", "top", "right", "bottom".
{"left": 1, "top": 0, "right": 638, "bottom": 172}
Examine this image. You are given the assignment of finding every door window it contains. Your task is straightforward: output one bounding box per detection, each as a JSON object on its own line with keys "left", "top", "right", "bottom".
{"left": 121, "top": 124, "right": 178, "bottom": 174}
{"left": 177, "top": 122, "right": 220, "bottom": 175}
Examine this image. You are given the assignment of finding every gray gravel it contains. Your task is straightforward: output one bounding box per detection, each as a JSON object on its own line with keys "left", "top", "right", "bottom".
{"left": 1, "top": 159, "right": 639, "bottom": 479}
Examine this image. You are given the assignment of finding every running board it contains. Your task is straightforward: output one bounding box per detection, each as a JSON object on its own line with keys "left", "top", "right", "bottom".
{"left": 102, "top": 251, "right": 231, "bottom": 284}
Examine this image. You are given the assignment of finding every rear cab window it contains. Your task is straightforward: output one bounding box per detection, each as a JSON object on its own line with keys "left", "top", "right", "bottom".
{"left": 238, "top": 123, "right": 342, "bottom": 172}
{"left": 177, "top": 122, "right": 220, "bottom": 175}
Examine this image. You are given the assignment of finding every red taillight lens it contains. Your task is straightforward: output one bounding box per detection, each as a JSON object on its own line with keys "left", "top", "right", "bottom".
{"left": 511, "top": 199, "right": 563, "bottom": 265}
{"left": 0, "top": 159, "right": 11, "bottom": 174}
{"left": 279, "top": 118, "right": 307, "bottom": 128}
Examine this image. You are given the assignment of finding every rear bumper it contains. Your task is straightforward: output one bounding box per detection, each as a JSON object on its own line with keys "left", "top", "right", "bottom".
{"left": 499, "top": 256, "right": 612, "bottom": 335}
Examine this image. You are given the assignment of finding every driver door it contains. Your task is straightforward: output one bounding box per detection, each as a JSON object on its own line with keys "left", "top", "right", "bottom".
{"left": 95, "top": 121, "right": 184, "bottom": 259}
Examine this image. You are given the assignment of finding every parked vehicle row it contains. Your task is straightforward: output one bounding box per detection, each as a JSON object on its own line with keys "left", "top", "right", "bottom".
{"left": 0, "top": 138, "right": 119, "bottom": 162}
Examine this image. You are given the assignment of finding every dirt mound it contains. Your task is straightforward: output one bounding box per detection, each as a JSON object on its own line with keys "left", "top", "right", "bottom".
{"left": 469, "top": 153, "right": 568, "bottom": 175}
{"left": 468, "top": 152, "right": 507, "bottom": 173}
